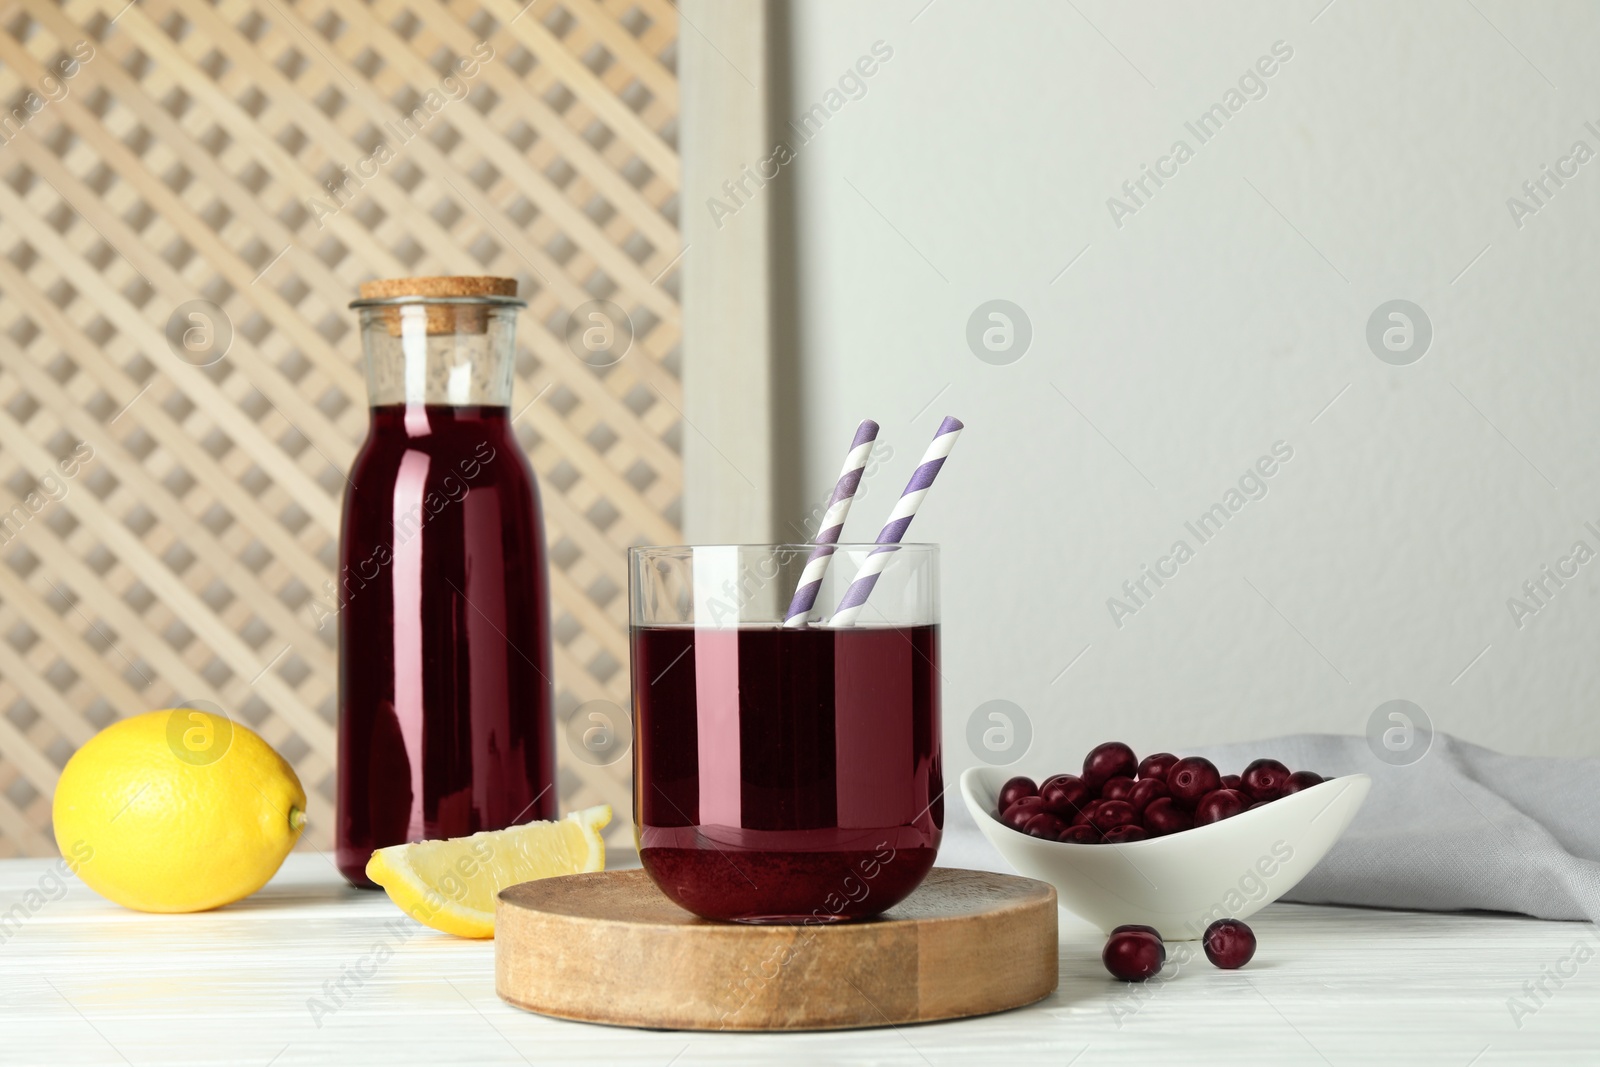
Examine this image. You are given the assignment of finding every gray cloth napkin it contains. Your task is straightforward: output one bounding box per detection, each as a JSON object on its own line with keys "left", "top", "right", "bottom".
{"left": 939, "top": 733, "right": 1600, "bottom": 924}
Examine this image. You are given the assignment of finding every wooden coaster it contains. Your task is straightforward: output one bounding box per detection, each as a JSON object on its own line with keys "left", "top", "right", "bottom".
{"left": 495, "top": 867, "right": 1057, "bottom": 1031}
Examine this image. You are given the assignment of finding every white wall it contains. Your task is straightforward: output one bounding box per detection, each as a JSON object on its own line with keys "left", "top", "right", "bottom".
{"left": 739, "top": 0, "right": 1600, "bottom": 765}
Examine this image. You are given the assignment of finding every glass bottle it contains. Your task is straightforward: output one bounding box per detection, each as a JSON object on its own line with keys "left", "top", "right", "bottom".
{"left": 336, "top": 277, "right": 556, "bottom": 886}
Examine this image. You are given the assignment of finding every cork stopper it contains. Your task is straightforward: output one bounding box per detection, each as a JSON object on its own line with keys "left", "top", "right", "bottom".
{"left": 356, "top": 276, "right": 519, "bottom": 335}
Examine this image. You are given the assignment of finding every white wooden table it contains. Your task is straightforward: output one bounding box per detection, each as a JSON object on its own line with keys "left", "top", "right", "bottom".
{"left": 0, "top": 853, "right": 1593, "bottom": 1065}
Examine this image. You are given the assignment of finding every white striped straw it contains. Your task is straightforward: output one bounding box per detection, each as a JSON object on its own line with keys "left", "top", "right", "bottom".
{"left": 783, "top": 419, "right": 880, "bottom": 627}
{"left": 830, "top": 416, "right": 962, "bottom": 627}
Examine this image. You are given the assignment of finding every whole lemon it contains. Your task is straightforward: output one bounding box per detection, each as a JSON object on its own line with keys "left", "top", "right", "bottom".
{"left": 52, "top": 707, "right": 307, "bottom": 913}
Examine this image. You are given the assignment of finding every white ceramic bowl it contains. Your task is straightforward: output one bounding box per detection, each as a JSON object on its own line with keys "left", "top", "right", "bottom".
{"left": 961, "top": 766, "right": 1370, "bottom": 940}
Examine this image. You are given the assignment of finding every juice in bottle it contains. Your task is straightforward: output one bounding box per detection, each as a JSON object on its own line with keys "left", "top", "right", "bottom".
{"left": 336, "top": 277, "right": 556, "bottom": 886}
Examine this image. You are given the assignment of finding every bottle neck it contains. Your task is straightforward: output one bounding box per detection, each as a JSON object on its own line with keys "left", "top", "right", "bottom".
{"left": 358, "top": 304, "right": 517, "bottom": 407}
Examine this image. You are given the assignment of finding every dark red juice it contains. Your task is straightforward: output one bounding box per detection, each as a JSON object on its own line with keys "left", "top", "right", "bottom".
{"left": 336, "top": 404, "right": 556, "bottom": 886}
{"left": 632, "top": 624, "right": 942, "bottom": 922}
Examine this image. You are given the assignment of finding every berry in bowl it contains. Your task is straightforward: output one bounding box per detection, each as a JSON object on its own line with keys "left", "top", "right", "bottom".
{"left": 960, "top": 742, "right": 1369, "bottom": 939}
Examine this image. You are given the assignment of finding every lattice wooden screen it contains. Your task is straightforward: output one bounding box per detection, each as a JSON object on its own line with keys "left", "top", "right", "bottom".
{"left": 0, "top": 0, "right": 681, "bottom": 856}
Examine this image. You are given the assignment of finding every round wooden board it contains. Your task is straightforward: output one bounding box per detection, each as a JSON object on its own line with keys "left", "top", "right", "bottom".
{"left": 494, "top": 867, "right": 1057, "bottom": 1031}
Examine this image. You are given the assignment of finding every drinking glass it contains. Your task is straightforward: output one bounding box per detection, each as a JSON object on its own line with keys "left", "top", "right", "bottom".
{"left": 630, "top": 544, "right": 942, "bottom": 923}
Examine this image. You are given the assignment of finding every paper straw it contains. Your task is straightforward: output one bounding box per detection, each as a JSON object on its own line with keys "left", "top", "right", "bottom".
{"left": 783, "top": 419, "right": 880, "bottom": 627}
{"left": 830, "top": 416, "right": 962, "bottom": 627}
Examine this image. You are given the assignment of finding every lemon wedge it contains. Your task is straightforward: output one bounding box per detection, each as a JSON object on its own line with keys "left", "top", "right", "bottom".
{"left": 366, "top": 805, "right": 610, "bottom": 938}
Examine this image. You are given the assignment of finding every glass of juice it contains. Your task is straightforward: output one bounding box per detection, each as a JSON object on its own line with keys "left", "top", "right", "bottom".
{"left": 335, "top": 278, "right": 556, "bottom": 887}
{"left": 630, "top": 543, "right": 942, "bottom": 923}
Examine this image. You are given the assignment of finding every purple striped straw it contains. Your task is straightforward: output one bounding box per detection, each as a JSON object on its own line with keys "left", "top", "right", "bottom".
{"left": 783, "top": 419, "right": 880, "bottom": 627}
{"left": 831, "top": 416, "right": 962, "bottom": 627}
